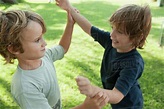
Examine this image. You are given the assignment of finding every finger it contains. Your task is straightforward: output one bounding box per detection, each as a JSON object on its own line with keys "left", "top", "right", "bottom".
{"left": 76, "top": 76, "right": 90, "bottom": 83}
{"left": 75, "top": 76, "right": 86, "bottom": 85}
{"left": 78, "top": 86, "right": 91, "bottom": 96}
{"left": 95, "top": 93, "right": 104, "bottom": 103}
{"left": 79, "top": 90, "right": 91, "bottom": 96}
{"left": 78, "top": 84, "right": 89, "bottom": 90}
{"left": 55, "top": 0, "right": 60, "bottom": 5}
{"left": 76, "top": 75, "right": 85, "bottom": 81}
{"left": 55, "top": 0, "right": 60, "bottom": 2}
{"left": 92, "top": 92, "right": 107, "bottom": 106}
{"left": 98, "top": 96, "right": 106, "bottom": 106}
{"left": 76, "top": 80, "right": 89, "bottom": 86}
{"left": 56, "top": 2, "right": 59, "bottom": 6}
{"left": 98, "top": 94, "right": 109, "bottom": 107}
{"left": 93, "top": 92, "right": 103, "bottom": 99}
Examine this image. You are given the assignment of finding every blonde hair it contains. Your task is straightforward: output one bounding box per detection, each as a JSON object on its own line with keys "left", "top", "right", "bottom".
{"left": 0, "top": 10, "right": 46, "bottom": 64}
{"left": 109, "top": 4, "right": 152, "bottom": 49}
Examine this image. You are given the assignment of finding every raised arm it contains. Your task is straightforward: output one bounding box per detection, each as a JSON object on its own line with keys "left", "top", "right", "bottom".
{"left": 56, "top": 0, "right": 92, "bottom": 35}
{"left": 59, "top": 11, "right": 75, "bottom": 53}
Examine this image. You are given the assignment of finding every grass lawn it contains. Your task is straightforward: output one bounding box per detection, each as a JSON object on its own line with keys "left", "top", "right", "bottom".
{"left": 0, "top": 0, "right": 164, "bottom": 109}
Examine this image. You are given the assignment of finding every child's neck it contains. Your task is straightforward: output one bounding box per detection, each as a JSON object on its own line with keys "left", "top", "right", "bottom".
{"left": 18, "top": 59, "right": 42, "bottom": 70}
{"left": 117, "top": 47, "right": 135, "bottom": 53}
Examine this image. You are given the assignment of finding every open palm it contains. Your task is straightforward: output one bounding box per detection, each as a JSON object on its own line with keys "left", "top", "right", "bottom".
{"left": 56, "top": 0, "right": 71, "bottom": 11}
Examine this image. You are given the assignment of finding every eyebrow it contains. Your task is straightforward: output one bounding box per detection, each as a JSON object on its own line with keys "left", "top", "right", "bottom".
{"left": 20, "top": 34, "right": 42, "bottom": 42}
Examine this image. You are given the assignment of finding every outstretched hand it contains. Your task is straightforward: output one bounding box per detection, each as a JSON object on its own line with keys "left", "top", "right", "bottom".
{"left": 75, "top": 76, "right": 109, "bottom": 108}
{"left": 83, "top": 92, "right": 109, "bottom": 109}
{"left": 56, "top": 0, "right": 79, "bottom": 24}
{"left": 75, "top": 76, "right": 94, "bottom": 97}
{"left": 56, "top": 0, "right": 71, "bottom": 11}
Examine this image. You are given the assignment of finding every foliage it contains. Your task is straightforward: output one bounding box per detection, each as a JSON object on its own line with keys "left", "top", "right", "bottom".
{"left": 0, "top": 0, "right": 24, "bottom": 4}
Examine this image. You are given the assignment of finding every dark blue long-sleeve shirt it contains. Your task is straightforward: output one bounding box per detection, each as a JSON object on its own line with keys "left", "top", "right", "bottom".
{"left": 91, "top": 26, "right": 144, "bottom": 109}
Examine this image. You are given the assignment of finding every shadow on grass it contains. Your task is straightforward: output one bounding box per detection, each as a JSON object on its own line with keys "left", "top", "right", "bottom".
{"left": 0, "top": 77, "right": 19, "bottom": 109}
{"left": 0, "top": 0, "right": 26, "bottom": 10}
{"left": 139, "top": 50, "right": 164, "bottom": 109}
{"left": 66, "top": 57, "right": 101, "bottom": 85}
{"left": 0, "top": 3, "right": 11, "bottom": 10}
{"left": 18, "top": 1, "right": 119, "bottom": 41}
{"left": 1, "top": 1, "right": 162, "bottom": 42}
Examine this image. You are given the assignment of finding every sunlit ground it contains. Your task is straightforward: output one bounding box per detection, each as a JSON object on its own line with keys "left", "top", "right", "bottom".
{"left": 0, "top": 0, "right": 163, "bottom": 109}
{"left": 25, "top": 0, "right": 155, "bottom": 4}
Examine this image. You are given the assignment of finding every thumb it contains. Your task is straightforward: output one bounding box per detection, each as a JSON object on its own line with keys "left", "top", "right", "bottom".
{"left": 75, "top": 75, "right": 83, "bottom": 82}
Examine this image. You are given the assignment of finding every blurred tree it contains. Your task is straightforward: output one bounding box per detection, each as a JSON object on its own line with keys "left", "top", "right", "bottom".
{"left": 0, "top": 0, "right": 25, "bottom": 4}
{"left": 159, "top": 21, "right": 164, "bottom": 47}
{"left": 157, "top": 0, "right": 164, "bottom": 7}
{"left": 0, "top": 0, "right": 17, "bottom": 4}
{"left": 0, "top": 0, "right": 4, "bottom": 3}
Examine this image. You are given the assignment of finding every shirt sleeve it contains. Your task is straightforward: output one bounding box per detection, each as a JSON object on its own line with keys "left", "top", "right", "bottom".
{"left": 91, "top": 26, "right": 112, "bottom": 49}
{"left": 16, "top": 92, "right": 52, "bottom": 109}
{"left": 45, "top": 45, "right": 65, "bottom": 62}
{"left": 115, "top": 60, "right": 143, "bottom": 96}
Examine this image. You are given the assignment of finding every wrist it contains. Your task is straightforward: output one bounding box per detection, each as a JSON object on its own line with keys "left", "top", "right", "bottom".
{"left": 90, "top": 85, "right": 98, "bottom": 97}
{"left": 69, "top": 6, "right": 77, "bottom": 14}
{"left": 67, "top": 21, "right": 74, "bottom": 26}
{"left": 92, "top": 86, "right": 102, "bottom": 97}
{"left": 72, "top": 103, "right": 86, "bottom": 109}
{"left": 67, "top": 5, "right": 73, "bottom": 12}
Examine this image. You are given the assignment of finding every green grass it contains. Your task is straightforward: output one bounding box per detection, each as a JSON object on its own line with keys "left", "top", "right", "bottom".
{"left": 0, "top": 0, "right": 164, "bottom": 109}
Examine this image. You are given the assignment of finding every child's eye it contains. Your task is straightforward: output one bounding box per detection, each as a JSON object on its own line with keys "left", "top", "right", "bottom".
{"left": 118, "top": 30, "right": 123, "bottom": 34}
{"left": 35, "top": 38, "right": 41, "bottom": 43}
{"left": 116, "top": 28, "right": 124, "bottom": 34}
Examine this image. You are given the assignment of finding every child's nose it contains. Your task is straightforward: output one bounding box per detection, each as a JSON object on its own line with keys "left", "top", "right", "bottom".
{"left": 110, "top": 30, "right": 116, "bottom": 39}
{"left": 43, "top": 40, "right": 47, "bottom": 47}
{"left": 41, "top": 38, "right": 47, "bottom": 47}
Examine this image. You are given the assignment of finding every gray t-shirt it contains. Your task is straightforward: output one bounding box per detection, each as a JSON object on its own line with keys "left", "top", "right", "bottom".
{"left": 11, "top": 45, "right": 64, "bottom": 109}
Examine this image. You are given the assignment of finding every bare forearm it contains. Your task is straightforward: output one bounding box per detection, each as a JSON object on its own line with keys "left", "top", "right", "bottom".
{"left": 71, "top": 104, "right": 86, "bottom": 109}
{"left": 68, "top": 6, "right": 92, "bottom": 35}
{"left": 91, "top": 86, "right": 124, "bottom": 104}
{"left": 56, "top": 0, "right": 92, "bottom": 35}
{"left": 59, "top": 22, "right": 74, "bottom": 53}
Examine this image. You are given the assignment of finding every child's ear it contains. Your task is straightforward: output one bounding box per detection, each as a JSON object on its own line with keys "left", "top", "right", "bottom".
{"left": 7, "top": 45, "right": 20, "bottom": 55}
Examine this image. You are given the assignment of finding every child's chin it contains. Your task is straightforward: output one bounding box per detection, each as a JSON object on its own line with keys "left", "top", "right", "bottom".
{"left": 112, "top": 43, "right": 117, "bottom": 48}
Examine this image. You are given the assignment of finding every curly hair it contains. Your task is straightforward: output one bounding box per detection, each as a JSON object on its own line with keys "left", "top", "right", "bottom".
{"left": 0, "top": 10, "right": 46, "bottom": 64}
{"left": 109, "top": 4, "right": 152, "bottom": 49}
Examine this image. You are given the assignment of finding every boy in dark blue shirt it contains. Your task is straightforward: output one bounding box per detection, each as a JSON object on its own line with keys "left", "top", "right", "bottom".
{"left": 90, "top": 26, "right": 145, "bottom": 108}
{"left": 56, "top": 0, "right": 152, "bottom": 108}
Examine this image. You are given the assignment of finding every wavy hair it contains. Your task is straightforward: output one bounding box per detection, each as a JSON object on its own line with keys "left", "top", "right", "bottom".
{"left": 0, "top": 10, "right": 46, "bottom": 64}
{"left": 109, "top": 4, "right": 152, "bottom": 49}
